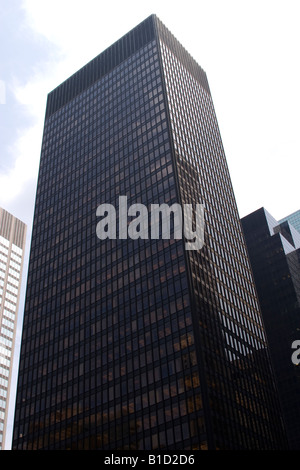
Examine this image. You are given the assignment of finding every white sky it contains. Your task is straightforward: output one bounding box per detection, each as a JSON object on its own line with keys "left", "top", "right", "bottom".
{"left": 1, "top": 0, "right": 300, "bottom": 449}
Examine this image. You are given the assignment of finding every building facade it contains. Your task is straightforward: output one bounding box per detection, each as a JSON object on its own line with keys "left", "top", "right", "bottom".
{"left": 0, "top": 208, "right": 26, "bottom": 450}
{"left": 242, "top": 207, "right": 300, "bottom": 449}
{"left": 13, "top": 16, "right": 286, "bottom": 450}
{"left": 279, "top": 209, "right": 300, "bottom": 233}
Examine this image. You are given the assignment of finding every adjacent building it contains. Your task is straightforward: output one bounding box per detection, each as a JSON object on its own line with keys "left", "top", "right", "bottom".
{"left": 241, "top": 207, "right": 300, "bottom": 449}
{"left": 12, "top": 16, "right": 286, "bottom": 450}
{"left": 279, "top": 209, "right": 300, "bottom": 234}
{"left": 0, "top": 208, "right": 26, "bottom": 450}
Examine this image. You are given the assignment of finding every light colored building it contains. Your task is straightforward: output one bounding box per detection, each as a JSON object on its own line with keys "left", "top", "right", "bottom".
{"left": 279, "top": 209, "right": 300, "bottom": 233}
{"left": 0, "top": 208, "right": 26, "bottom": 450}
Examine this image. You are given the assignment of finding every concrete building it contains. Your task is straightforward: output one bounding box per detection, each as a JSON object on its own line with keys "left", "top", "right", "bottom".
{"left": 0, "top": 208, "right": 26, "bottom": 449}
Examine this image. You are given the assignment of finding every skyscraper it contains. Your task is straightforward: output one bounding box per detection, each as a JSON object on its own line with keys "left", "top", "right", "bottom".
{"left": 12, "top": 15, "right": 286, "bottom": 450}
{"left": 241, "top": 207, "right": 300, "bottom": 450}
{"left": 0, "top": 208, "right": 26, "bottom": 450}
{"left": 279, "top": 209, "right": 300, "bottom": 233}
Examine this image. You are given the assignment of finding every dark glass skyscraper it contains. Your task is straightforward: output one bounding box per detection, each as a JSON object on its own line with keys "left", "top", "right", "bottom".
{"left": 12, "top": 15, "right": 286, "bottom": 450}
{"left": 242, "top": 207, "right": 300, "bottom": 450}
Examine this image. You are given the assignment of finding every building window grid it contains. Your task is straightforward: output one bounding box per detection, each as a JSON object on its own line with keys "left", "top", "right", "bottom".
{"left": 12, "top": 19, "right": 286, "bottom": 450}
{"left": 161, "top": 40, "right": 265, "bottom": 333}
{"left": 13, "top": 40, "right": 206, "bottom": 450}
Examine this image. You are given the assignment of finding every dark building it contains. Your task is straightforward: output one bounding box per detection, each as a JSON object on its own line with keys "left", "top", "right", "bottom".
{"left": 13, "top": 16, "right": 286, "bottom": 450}
{"left": 241, "top": 207, "right": 300, "bottom": 450}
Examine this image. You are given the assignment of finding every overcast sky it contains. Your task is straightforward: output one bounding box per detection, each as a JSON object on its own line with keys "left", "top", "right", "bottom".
{"left": 1, "top": 0, "right": 300, "bottom": 448}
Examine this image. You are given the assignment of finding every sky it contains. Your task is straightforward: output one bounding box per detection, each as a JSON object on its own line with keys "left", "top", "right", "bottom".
{"left": 1, "top": 0, "right": 300, "bottom": 448}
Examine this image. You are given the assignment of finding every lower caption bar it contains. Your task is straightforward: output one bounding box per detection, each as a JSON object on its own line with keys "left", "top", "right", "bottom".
{"left": 102, "top": 451, "right": 198, "bottom": 466}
